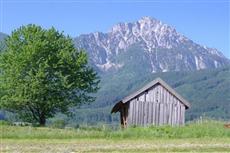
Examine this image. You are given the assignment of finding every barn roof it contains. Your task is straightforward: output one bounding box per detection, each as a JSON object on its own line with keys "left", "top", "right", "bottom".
{"left": 111, "top": 77, "right": 191, "bottom": 113}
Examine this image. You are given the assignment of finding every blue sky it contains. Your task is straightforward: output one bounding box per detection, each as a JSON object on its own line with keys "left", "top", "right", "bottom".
{"left": 0, "top": 0, "right": 229, "bottom": 58}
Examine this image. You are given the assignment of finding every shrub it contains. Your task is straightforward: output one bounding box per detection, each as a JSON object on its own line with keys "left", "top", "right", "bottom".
{"left": 0, "top": 120, "right": 11, "bottom": 125}
{"left": 50, "top": 119, "right": 66, "bottom": 129}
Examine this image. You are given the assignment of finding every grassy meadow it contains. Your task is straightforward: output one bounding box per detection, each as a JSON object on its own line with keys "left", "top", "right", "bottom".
{"left": 1, "top": 120, "right": 230, "bottom": 152}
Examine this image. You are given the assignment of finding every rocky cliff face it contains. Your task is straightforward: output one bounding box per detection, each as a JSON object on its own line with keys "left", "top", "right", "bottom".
{"left": 75, "top": 16, "right": 229, "bottom": 73}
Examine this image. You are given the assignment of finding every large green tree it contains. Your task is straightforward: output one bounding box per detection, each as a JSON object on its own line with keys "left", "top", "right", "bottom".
{"left": 0, "top": 25, "right": 99, "bottom": 125}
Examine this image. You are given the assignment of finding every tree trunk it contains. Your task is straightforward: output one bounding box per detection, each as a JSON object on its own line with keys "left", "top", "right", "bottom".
{"left": 39, "top": 114, "right": 46, "bottom": 126}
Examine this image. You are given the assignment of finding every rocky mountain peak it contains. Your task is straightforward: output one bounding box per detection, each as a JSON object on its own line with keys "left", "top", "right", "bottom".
{"left": 107, "top": 16, "right": 189, "bottom": 51}
{"left": 74, "top": 17, "right": 230, "bottom": 73}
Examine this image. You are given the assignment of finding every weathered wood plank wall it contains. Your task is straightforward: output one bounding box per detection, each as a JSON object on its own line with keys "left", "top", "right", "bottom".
{"left": 127, "top": 84, "right": 186, "bottom": 126}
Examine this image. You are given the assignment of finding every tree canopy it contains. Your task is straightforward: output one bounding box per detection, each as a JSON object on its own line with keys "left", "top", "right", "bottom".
{"left": 0, "top": 25, "right": 100, "bottom": 125}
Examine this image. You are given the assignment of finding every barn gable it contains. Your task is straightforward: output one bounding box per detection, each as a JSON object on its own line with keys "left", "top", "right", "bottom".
{"left": 111, "top": 78, "right": 191, "bottom": 127}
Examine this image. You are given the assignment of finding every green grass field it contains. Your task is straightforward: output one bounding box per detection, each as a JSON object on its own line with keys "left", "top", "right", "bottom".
{"left": 1, "top": 120, "right": 230, "bottom": 152}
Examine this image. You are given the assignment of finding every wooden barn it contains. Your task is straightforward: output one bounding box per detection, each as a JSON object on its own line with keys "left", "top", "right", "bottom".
{"left": 111, "top": 78, "right": 191, "bottom": 128}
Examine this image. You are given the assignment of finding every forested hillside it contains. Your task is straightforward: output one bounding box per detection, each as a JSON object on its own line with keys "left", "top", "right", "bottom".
{"left": 68, "top": 66, "right": 230, "bottom": 125}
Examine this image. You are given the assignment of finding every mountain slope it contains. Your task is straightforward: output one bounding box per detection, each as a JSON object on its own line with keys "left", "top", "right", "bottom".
{"left": 75, "top": 16, "right": 230, "bottom": 73}
{"left": 0, "top": 32, "right": 7, "bottom": 50}
{"left": 0, "top": 32, "right": 7, "bottom": 43}
{"left": 68, "top": 66, "right": 230, "bottom": 124}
